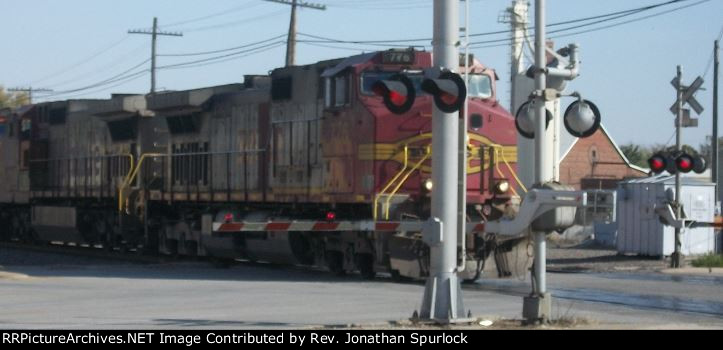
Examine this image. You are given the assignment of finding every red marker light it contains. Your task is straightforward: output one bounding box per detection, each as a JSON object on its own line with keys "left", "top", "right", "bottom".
{"left": 224, "top": 213, "right": 233, "bottom": 223}
{"left": 326, "top": 212, "right": 336, "bottom": 221}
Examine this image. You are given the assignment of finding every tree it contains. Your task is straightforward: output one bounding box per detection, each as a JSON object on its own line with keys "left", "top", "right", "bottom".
{"left": 620, "top": 143, "right": 651, "bottom": 168}
{"left": 0, "top": 86, "right": 30, "bottom": 109}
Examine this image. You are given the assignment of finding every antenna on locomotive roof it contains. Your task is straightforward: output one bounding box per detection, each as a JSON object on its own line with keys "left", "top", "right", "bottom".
{"left": 263, "top": 0, "right": 326, "bottom": 67}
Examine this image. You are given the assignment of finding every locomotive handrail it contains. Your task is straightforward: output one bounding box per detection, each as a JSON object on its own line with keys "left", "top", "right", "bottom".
{"left": 489, "top": 143, "right": 527, "bottom": 194}
{"left": 373, "top": 145, "right": 409, "bottom": 220}
{"left": 119, "top": 153, "right": 164, "bottom": 212}
{"left": 28, "top": 153, "right": 134, "bottom": 195}
{"left": 383, "top": 145, "right": 431, "bottom": 220}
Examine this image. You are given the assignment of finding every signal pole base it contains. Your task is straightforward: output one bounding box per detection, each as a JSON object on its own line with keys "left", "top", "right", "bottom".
{"left": 419, "top": 273, "right": 466, "bottom": 322}
{"left": 670, "top": 251, "right": 685, "bottom": 268}
{"left": 522, "top": 292, "right": 552, "bottom": 324}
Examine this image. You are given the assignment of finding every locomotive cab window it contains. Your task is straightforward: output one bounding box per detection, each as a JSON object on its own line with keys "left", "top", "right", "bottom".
{"left": 324, "top": 72, "right": 351, "bottom": 108}
{"left": 467, "top": 74, "right": 493, "bottom": 99}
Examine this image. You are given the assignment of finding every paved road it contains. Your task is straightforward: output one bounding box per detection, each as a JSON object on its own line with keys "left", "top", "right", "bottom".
{"left": 0, "top": 249, "right": 721, "bottom": 329}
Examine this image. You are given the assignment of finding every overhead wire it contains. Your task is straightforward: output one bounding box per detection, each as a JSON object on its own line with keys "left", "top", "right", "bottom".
{"left": 158, "top": 34, "right": 287, "bottom": 57}
{"left": 159, "top": 0, "right": 259, "bottom": 28}
{"left": 471, "top": 0, "right": 712, "bottom": 48}
{"left": 158, "top": 41, "right": 286, "bottom": 70}
{"left": 29, "top": 35, "right": 132, "bottom": 85}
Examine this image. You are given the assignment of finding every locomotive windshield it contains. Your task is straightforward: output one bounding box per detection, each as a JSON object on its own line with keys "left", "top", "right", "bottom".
{"left": 468, "top": 74, "right": 492, "bottom": 99}
{"left": 361, "top": 71, "right": 424, "bottom": 95}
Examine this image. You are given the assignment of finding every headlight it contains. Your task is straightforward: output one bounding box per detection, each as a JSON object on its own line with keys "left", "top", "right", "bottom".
{"left": 494, "top": 180, "right": 510, "bottom": 194}
{"left": 423, "top": 179, "right": 433, "bottom": 191}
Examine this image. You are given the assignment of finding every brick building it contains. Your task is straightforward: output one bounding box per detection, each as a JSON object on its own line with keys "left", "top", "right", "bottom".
{"left": 559, "top": 124, "right": 647, "bottom": 190}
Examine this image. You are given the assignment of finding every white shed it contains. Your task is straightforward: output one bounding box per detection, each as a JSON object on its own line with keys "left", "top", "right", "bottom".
{"left": 616, "top": 174, "right": 716, "bottom": 257}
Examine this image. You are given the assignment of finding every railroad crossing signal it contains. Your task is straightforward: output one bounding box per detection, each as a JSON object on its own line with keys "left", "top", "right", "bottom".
{"left": 670, "top": 76, "right": 704, "bottom": 115}
{"left": 372, "top": 73, "right": 416, "bottom": 115}
{"left": 421, "top": 70, "right": 467, "bottom": 113}
{"left": 647, "top": 151, "right": 707, "bottom": 175}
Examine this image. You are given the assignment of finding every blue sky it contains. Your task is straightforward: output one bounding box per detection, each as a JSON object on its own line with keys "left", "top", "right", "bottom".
{"left": 1, "top": 0, "right": 721, "bottom": 147}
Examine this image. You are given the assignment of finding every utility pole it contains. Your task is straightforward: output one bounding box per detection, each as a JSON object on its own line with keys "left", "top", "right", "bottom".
{"left": 128, "top": 17, "right": 183, "bottom": 94}
{"left": 521, "top": 0, "right": 554, "bottom": 323}
{"left": 714, "top": 40, "right": 720, "bottom": 207}
{"left": 673, "top": 65, "right": 684, "bottom": 268}
{"left": 263, "top": 0, "right": 326, "bottom": 67}
{"left": 8, "top": 87, "right": 52, "bottom": 104}
{"left": 419, "top": 0, "right": 466, "bottom": 322}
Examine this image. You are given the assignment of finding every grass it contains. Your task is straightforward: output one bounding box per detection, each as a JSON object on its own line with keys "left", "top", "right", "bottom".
{"left": 691, "top": 253, "right": 723, "bottom": 268}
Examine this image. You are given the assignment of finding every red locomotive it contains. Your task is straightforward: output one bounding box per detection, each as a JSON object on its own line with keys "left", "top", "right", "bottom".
{"left": 0, "top": 49, "right": 528, "bottom": 280}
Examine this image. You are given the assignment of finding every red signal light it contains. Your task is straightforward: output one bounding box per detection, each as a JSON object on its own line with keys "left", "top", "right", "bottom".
{"left": 326, "top": 212, "right": 336, "bottom": 221}
{"left": 371, "top": 74, "right": 416, "bottom": 115}
{"left": 647, "top": 153, "right": 668, "bottom": 174}
{"left": 675, "top": 153, "right": 695, "bottom": 173}
{"left": 421, "top": 70, "right": 467, "bottom": 113}
{"left": 224, "top": 213, "right": 233, "bottom": 223}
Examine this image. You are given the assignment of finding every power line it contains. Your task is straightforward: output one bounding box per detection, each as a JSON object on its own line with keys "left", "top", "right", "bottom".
{"left": 40, "top": 59, "right": 150, "bottom": 97}
{"left": 7, "top": 87, "right": 53, "bottom": 104}
{"left": 128, "top": 17, "right": 183, "bottom": 94}
{"left": 29, "top": 36, "right": 131, "bottom": 85}
{"left": 701, "top": 24, "right": 723, "bottom": 79}
{"left": 294, "top": 0, "right": 702, "bottom": 47}
{"left": 158, "top": 34, "right": 287, "bottom": 57}
{"left": 180, "top": 9, "right": 288, "bottom": 33}
{"left": 42, "top": 42, "right": 148, "bottom": 89}
{"left": 157, "top": 41, "right": 286, "bottom": 70}
{"left": 469, "top": 0, "right": 711, "bottom": 47}
{"left": 158, "top": 42, "right": 287, "bottom": 71}
{"left": 159, "top": 0, "right": 258, "bottom": 28}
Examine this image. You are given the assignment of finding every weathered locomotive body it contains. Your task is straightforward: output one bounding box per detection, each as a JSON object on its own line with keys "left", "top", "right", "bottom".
{"left": 0, "top": 49, "right": 528, "bottom": 280}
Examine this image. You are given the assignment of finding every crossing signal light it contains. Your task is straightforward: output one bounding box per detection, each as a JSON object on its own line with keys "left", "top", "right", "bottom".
{"left": 372, "top": 73, "right": 416, "bottom": 115}
{"left": 647, "top": 152, "right": 707, "bottom": 175}
{"left": 514, "top": 100, "right": 552, "bottom": 139}
{"left": 421, "top": 70, "right": 466, "bottom": 113}
{"left": 648, "top": 153, "right": 668, "bottom": 174}
{"left": 675, "top": 153, "right": 707, "bottom": 174}
{"left": 563, "top": 99, "right": 601, "bottom": 138}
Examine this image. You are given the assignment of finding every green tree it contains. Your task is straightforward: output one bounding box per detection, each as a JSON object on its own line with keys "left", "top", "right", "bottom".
{"left": 0, "top": 86, "right": 30, "bottom": 109}
{"left": 620, "top": 143, "right": 651, "bottom": 168}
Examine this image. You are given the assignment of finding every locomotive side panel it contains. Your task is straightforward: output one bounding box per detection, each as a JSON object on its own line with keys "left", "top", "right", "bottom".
{"left": 268, "top": 66, "right": 326, "bottom": 202}
{"left": 0, "top": 110, "right": 19, "bottom": 203}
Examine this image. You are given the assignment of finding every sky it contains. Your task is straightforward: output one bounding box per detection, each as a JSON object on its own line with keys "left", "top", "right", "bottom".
{"left": 1, "top": 0, "right": 721, "bottom": 148}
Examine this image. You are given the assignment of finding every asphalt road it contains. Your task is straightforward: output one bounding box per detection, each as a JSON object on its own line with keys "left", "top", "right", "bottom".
{"left": 0, "top": 248, "right": 721, "bottom": 329}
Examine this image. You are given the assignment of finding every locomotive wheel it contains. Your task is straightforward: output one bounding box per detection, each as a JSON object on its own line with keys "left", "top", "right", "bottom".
{"left": 326, "top": 251, "right": 345, "bottom": 276}
{"left": 356, "top": 254, "right": 376, "bottom": 280}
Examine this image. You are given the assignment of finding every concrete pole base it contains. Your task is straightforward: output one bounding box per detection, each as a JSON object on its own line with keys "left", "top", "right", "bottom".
{"left": 670, "top": 252, "right": 686, "bottom": 268}
{"left": 522, "top": 292, "right": 552, "bottom": 323}
{"left": 419, "top": 273, "right": 466, "bottom": 322}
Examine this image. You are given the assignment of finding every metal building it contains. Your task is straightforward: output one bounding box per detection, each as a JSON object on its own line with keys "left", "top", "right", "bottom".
{"left": 616, "top": 174, "right": 716, "bottom": 257}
